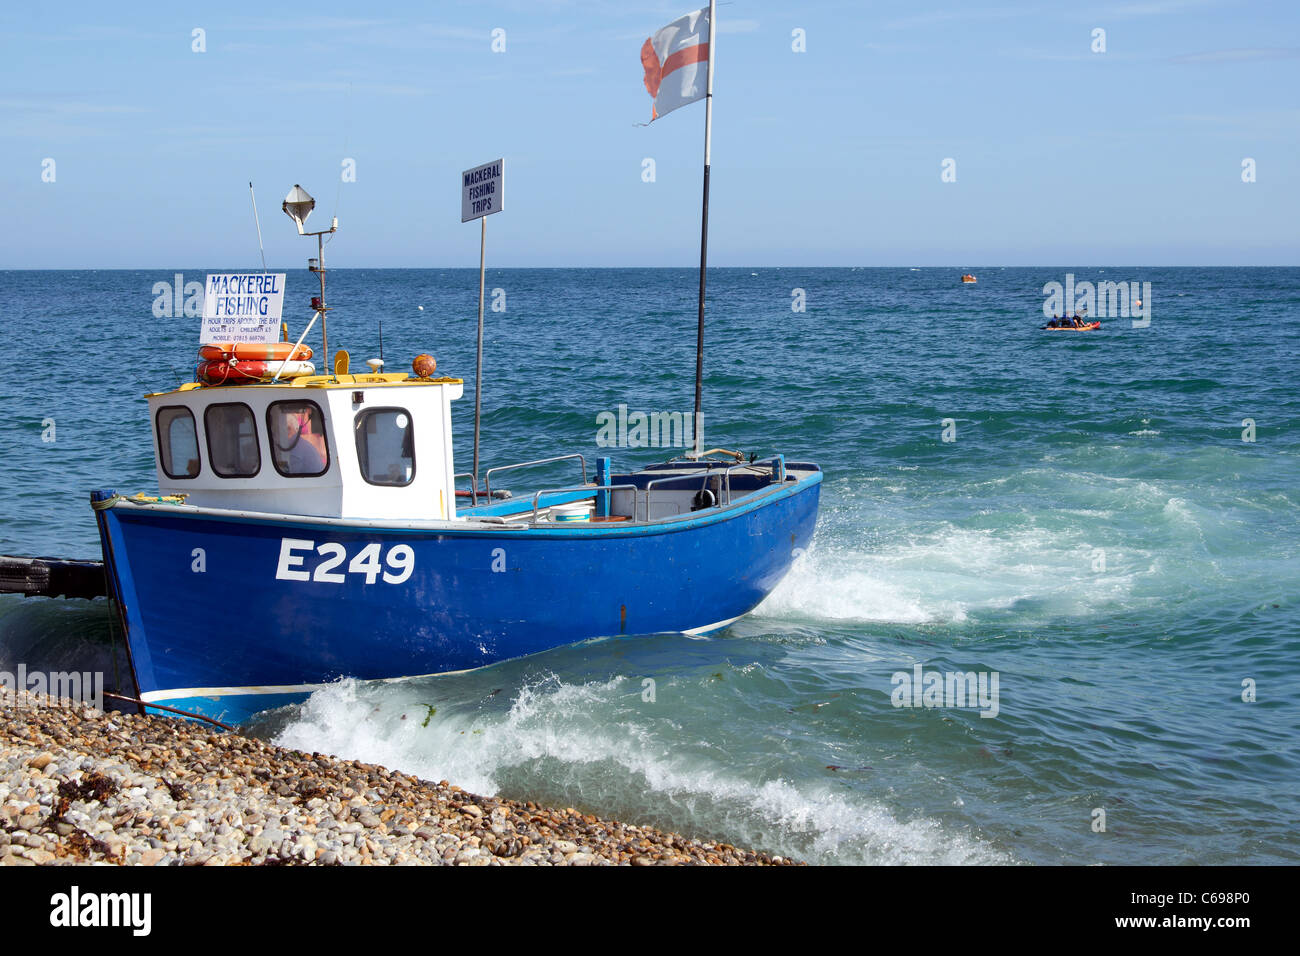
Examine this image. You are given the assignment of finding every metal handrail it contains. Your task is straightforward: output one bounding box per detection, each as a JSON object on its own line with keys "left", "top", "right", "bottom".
{"left": 638, "top": 457, "right": 786, "bottom": 517}
{"left": 485, "top": 454, "right": 587, "bottom": 499}
{"left": 454, "top": 472, "right": 479, "bottom": 507}
{"left": 530, "top": 484, "right": 637, "bottom": 523}
{"left": 643, "top": 471, "right": 715, "bottom": 519}
{"left": 718, "top": 456, "right": 785, "bottom": 506}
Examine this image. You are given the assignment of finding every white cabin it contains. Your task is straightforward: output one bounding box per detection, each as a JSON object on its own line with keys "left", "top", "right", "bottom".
{"left": 147, "top": 373, "right": 464, "bottom": 521}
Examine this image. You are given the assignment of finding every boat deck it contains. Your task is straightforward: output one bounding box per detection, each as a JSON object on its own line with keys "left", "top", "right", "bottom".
{"left": 457, "top": 457, "right": 821, "bottom": 526}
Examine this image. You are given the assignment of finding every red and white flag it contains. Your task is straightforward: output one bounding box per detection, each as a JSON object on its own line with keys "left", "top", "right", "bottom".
{"left": 640, "top": 8, "right": 710, "bottom": 121}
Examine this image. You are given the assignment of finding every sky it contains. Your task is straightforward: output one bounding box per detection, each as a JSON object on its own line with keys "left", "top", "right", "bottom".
{"left": 2, "top": 0, "right": 1298, "bottom": 267}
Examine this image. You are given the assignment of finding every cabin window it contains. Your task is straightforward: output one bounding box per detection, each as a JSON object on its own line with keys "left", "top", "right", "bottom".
{"left": 267, "top": 401, "right": 330, "bottom": 477}
{"left": 156, "top": 406, "right": 200, "bottom": 479}
{"left": 355, "top": 408, "right": 415, "bottom": 486}
{"left": 204, "top": 403, "right": 261, "bottom": 478}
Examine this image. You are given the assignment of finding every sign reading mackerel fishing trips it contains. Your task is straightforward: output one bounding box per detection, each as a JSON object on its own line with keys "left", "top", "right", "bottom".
{"left": 461, "top": 159, "right": 504, "bottom": 222}
{"left": 199, "top": 273, "right": 286, "bottom": 344}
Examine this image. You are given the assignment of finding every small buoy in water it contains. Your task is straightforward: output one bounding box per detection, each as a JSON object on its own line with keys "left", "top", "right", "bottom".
{"left": 412, "top": 353, "right": 437, "bottom": 379}
{"left": 417, "top": 305, "right": 424, "bottom": 311}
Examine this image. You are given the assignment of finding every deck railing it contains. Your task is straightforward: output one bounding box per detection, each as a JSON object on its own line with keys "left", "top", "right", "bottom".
{"left": 643, "top": 456, "right": 785, "bottom": 511}
{"left": 453, "top": 472, "right": 479, "bottom": 506}
{"left": 464, "top": 455, "right": 788, "bottom": 520}
{"left": 529, "top": 484, "right": 637, "bottom": 523}
{"left": 484, "top": 454, "right": 588, "bottom": 500}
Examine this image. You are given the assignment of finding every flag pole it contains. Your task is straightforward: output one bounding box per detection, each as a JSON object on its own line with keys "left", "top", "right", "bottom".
{"left": 692, "top": 0, "right": 716, "bottom": 459}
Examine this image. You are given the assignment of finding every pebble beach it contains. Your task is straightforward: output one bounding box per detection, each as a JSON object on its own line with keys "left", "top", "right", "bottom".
{"left": 0, "top": 690, "right": 790, "bottom": 866}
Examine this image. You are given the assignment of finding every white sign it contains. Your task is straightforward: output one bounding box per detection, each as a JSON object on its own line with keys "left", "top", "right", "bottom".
{"left": 199, "top": 273, "right": 286, "bottom": 344}
{"left": 461, "top": 158, "right": 504, "bottom": 222}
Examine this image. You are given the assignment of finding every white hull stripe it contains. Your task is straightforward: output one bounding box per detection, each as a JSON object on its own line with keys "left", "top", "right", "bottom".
{"left": 681, "top": 614, "right": 742, "bottom": 636}
{"left": 140, "top": 668, "right": 474, "bottom": 703}
{"left": 141, "top": 621, "right": 742, "bottom": 702}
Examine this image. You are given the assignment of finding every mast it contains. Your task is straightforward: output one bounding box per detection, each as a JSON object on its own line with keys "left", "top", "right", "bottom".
{"left": 692, "top": 0, "right": 716, "bottom": 458}
{"left": 279, "top": 184, "right": 335, "bottom": 382}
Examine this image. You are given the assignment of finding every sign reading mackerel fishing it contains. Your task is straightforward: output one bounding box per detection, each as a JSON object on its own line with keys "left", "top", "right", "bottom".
{"left": 199, "top": 273, "right": 286, "bottom": 344}
{"left": 461, "top": 158, "right": 504, "bottom": 222}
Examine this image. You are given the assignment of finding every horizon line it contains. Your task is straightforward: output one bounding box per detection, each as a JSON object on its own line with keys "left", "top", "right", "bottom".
{"left": 2, "top": 264, "right": 1297, "bottom": 272}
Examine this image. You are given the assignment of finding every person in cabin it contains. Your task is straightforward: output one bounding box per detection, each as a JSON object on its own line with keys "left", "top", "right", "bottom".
{"left": 289, "top": 424, "right": 325, "bottom": 473}
{"left": 271, "top": 405, "right": 327, "bottom": 475}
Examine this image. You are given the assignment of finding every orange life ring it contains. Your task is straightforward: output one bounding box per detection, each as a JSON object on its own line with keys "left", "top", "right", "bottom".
{"left": 198, "top": 342, "right": 313, "bottom": 362}
{"left": 196, "top": 358, "right": 316, "bottom": 384}
{"left": 196, "top": 360, "right": 264, "bottom": 385}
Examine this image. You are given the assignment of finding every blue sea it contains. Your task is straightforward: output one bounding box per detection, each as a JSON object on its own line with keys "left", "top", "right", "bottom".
{"left": 2, "top": 266, "right": 1297, "bottom": 865}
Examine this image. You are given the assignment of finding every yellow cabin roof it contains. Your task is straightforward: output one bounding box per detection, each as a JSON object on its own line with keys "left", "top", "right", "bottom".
{"left": 146, "top": 374, "right": 463, "bottom": 399}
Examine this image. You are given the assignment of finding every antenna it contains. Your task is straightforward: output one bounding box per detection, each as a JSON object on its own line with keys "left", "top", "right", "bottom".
{"left": 249, "top": 182, "right": 267, "bottom": 272}
{"left": 379, "top": 320, "right": 383, "bottom": 364}
{"left": 333, "top": 82, "right": 353, "bottom": 226}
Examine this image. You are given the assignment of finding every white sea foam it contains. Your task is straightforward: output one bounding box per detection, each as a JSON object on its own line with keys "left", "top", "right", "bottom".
{"left": 273, "top": 675, "right": 1012, "bottom": 865}
{"left": 754, "top": 521, "right": 1143, "bottom": 626}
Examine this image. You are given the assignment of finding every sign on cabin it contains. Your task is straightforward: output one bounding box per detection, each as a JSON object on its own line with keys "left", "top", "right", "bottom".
{"left": 200, "top": 273, "right": 287, "bottom": 344}
{"left": 461, "top": 159, "right": 505, "bottom": 222}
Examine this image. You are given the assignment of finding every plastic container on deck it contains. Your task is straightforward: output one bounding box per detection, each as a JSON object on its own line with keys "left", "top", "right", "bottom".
{"left": 550, "top": 502, "right": 593, "bottom": 522}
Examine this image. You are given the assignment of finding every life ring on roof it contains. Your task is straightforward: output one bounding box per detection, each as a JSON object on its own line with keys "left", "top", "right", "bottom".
{"left": 198, "top": 342, "right": 314, "bottom": 362}
{"left": 197, "top": 359, "right": 316, "bottom": 385}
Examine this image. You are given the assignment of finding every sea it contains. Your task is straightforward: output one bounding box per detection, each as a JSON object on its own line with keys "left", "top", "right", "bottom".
{"left": 1, "top": 266, "right": 1297, "bottom": 865}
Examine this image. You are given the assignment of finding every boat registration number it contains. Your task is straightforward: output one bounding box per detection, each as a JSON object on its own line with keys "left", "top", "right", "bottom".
{"left": 274, "top": 538, "right": 415, "bottom": 585}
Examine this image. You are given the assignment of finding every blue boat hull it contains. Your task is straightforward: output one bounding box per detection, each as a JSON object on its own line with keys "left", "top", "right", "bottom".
{"left": 93, "top": 473, "right": 821, "bottom": 723}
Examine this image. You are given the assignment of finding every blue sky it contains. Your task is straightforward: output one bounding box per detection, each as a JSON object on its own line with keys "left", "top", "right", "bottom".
{"left": 2, "top": 0, "right": 1297, "bottom": 267}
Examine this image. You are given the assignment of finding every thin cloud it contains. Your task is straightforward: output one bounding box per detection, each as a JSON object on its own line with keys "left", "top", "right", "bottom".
{"left": 1014, "top": 48, "right": 1140, "bottom": 62}
{"left": 1065, "top": 0, "right": 1216, "bottom": 21}
{"left": 1168, "top": 108, "right": 1300, "bottom": 125}
{"left": 882, "top": 7, "right": 1025, "bottom": 31}
{"left": 275, "top": 81, "right": 429, "bottom": 96}
{"left": 1103, "top": 0, "right": 1209, "bottom": 15}
{"left": 1171, "top": 47, "right": 1300, "bottom": 64}
{"left": 0, "top": 98, "right": 147, "bottom": 115}
{"left": 413, "top": 25, "right": 490, "bottom": 41}
{"left": 231, "top": 17, "right": 395, "bottom": 32}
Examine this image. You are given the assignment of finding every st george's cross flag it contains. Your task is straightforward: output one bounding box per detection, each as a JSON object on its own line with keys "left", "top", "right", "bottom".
{"left": 640, "top": 8, "right": 710, "bottom": 121}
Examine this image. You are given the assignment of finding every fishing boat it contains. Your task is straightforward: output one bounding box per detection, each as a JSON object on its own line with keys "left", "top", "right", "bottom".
{"left": 960, "top": 274, "right": 977, "bottom": 284}
{"left": 91, "top": 185, "right": 822, "bottom": 725}
{"left": 92, "top": 7, "right": 820, "bottom": 726}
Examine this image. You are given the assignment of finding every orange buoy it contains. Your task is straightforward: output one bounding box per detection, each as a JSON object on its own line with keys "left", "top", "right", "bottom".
{"left": 412, "top": 354, "right": 437, "bottom": 379}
